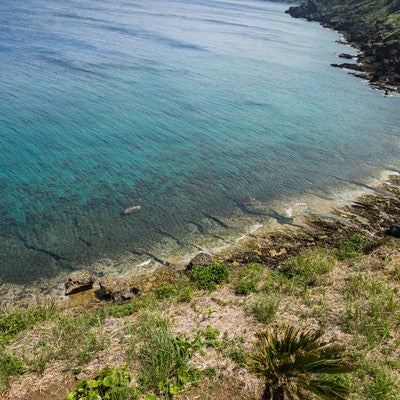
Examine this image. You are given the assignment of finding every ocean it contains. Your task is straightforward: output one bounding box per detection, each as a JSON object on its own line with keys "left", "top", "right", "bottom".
{"left": 0, "top": 0, "right": 399, "bottom": 284}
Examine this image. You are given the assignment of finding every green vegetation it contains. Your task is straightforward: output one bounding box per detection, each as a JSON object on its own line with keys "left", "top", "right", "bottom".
{"left": 248, "top": 325, "right": 355, "bottom": 400}
{"left": 234, "top": 262, "right": 264, "bottom": 295}
{"left": 334, "top": 234, "right": 367, "bottom": 260}
{"left": 250, "top": 295, "right": 280, "bottom": 324}
{"left": 280, "top": 248, "right": 334, "bottom": 286}
{"left": 187, "top": 262, "right": 230, "bottom": 290}
{"left": 129, "top": 313, "right": 202, "bottom": 399}
{"left": 1, "top": 232, "right": 400, "bottom": 400}
{"left": 0, "top": 301, "right": 58, "bottom": 347}
{"left": 287, "top": 0, "right": 400, "bottom": 87}
{"left": 67, "top": 366, "right": 137, "bottom": 400}
{"left": 0, "top": 352, "right": 25, "bottom": 389}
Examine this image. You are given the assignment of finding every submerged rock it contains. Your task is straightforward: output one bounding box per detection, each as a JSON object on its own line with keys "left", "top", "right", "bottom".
{"left": 122, "top": 205, "right": 141, "bottom": 215}
{"left": 65, "top": 269, "right": 95, "bottom": 295}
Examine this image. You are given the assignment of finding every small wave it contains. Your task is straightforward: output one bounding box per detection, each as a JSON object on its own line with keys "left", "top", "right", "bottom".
{"left": 138, "top": 258, "right": 152, "bottom": 267}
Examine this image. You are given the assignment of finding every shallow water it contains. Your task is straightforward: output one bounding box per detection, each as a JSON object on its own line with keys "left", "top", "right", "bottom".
{"left": 0, "top": 0, "right": 399, "bottom": 284}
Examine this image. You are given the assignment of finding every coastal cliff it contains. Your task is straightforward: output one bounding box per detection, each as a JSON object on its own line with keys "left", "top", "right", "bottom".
{"left": 286, "top": 0, "right": 400, "bottom": 91}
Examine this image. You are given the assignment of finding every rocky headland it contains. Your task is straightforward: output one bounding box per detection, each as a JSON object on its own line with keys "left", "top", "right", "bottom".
{"left": 286, "top": 0, "right": 400, "bottom": 92}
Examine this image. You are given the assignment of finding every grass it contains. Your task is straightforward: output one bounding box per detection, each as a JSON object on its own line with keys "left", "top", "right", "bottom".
{"left": 127, "top": 312, "right": 202, "bottom": 399}
{"left": 1, "top": 231, "right": 400, "bottom": 400}
{"left": 334, "top": 234, "right": 367, "bottom": 260}
{"left": 363, "top": 365, "right": 400, "bottom": 400}
{"left": 0, "top": 301, "right": 58, "bottom": 347}
{"left": 234, "top": 263, "right": 264, "bottom": 295}
{"left": 0, "top": 352, "right": 25, "bottom": 390}
{"left": 249, "top": 294, "right": 280, "bottom": 324}
{"left": 279, "top": 248, "right": 334, "bottom": 287}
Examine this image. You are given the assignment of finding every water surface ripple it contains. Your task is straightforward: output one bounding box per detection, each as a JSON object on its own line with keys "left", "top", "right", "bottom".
{"left": 0, "top": 0, "right": 399, "bottom": 283}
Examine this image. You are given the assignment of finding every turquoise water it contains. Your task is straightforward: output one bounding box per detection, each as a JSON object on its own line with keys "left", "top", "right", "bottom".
{"left": 0, "top": 0, "right": 399, "bottom": 284}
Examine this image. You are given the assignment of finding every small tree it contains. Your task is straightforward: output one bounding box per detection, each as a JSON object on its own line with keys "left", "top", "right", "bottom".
{"left": 249, "top": 325, "right": 355, "bottom": 400}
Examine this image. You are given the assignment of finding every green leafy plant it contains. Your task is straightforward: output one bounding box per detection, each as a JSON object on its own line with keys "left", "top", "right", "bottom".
{"left": 187, "top": 263, "right": 230, "bottom": 291}
{"left": 106, "top": 297, "right": 154, "bottom": 318}
{"left": 66, "top": 365, "right": 137, "bottom": 400}
{"left": 248, "top": 325, "right": 355, "bottom": 400}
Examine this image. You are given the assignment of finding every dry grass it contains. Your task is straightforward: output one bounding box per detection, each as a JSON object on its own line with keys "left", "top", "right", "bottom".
{"left": 1, "top": 237, "right": 400, "bottom": 399}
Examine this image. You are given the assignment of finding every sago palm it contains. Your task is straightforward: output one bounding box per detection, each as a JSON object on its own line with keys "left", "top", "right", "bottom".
{"left": 249, "top": 325, "right": 355, "bottom": 400}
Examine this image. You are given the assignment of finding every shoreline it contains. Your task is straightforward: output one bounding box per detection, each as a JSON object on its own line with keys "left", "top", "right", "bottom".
{"left": 286, "top": 1, "right": 400, "bottom": 92}
{"left": 1, "top": 167, "right": 399, "bottom": 308}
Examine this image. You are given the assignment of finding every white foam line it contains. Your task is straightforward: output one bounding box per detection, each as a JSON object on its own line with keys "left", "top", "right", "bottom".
{"left": 138, "top": 258, "right": 152, "bottom": 267}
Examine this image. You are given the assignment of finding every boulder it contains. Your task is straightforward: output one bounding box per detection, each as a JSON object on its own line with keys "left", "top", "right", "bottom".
{"left": 384, "top": 225, "right": 400, "bottom": 238}
{"left": 65, "top": 269, "right": 95, "bottom": 295}
{"left": 186, "top": 252, "right": 213, "bottom": 271}
{"left": 99, "top": 277, "right": 139, "bottom": 301}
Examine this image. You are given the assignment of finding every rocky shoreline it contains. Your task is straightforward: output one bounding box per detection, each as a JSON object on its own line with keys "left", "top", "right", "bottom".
{"left": 2, "top": 173, "right": 399, "bottom": 310}
{"left": 286, "top": 0, "right": 400, "bottom": 92}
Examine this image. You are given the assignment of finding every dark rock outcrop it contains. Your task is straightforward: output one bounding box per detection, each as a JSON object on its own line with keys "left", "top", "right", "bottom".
{"left": 338, "top": 53, "right": 354, "bottom": 59}
{"left": 186, "top": 252, "right": 213, "bottom": 271}
{"left": 385, "top": 225, "right": 400, "bottom": 238}
{"left": 65, "top": 269, "right": 95, "bottom": 295}
{"left": 286, "top": 0, "right": 400, "bottom": 91}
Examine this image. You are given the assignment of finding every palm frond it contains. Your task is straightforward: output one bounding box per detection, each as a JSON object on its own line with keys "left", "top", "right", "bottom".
{"left": 249, "top": 325, "right": 356, "bottom": 400}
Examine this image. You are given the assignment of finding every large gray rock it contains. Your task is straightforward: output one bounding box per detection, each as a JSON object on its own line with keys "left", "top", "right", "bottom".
{"left": 186, "top": 252, "right": 213, "bottom": 271}
{"left": 65, "top": 270, "right": 95, "bottom": 295}
{"left": 99, "top": 277, "right": 139, "bottom": 301}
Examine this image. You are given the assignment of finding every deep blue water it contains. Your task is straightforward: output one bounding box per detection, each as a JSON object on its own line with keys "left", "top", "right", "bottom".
{"left": 0, "top": 0, "right": 399, "bottom": 284}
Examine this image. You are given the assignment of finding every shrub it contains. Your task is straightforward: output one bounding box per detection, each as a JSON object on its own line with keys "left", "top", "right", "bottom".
{"left": 187, "top": 263, "right": 230, "bottom": 291}
{"left": 249, "top": 325, "right": 355, "bottom": 400}
{"left": 235, "top": 280, "right": 257, "bottom": 295}
{"left": 177, "top": 287, "right": 194, "bottom": 303}
{"left": 155, "top": 284, "right": 176, "bottom": 300}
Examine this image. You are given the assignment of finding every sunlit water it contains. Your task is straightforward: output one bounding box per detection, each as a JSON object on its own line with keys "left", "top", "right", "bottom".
{"left": 0, "top": 0, "right": 399, "bottom": 284}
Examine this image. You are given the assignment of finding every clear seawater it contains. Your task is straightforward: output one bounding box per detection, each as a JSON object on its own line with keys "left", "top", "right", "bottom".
{"left": 0, "top": 0, "right": 399, "bottom": 284}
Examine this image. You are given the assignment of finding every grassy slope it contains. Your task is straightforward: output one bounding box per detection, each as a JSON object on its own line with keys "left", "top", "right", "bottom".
{"left": 1, "top": 234, "right": 400, "bottom": 399}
